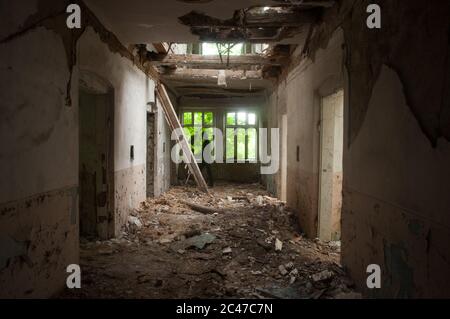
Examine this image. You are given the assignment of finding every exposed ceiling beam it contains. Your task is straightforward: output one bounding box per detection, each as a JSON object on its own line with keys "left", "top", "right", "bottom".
{"left": 152, "top": 42, "right": 170, "bottom": 54}
{"left": 173, "top": 85, "right": 266, "bottom": 97}
{"left": 152, "top": 54, "right": 285, "bottom": 70}
{"left": 179, "top": 9, "right": 319, "bottom": 28}
{"left": 162, "top": 69, "right": 262, "bottom": 81}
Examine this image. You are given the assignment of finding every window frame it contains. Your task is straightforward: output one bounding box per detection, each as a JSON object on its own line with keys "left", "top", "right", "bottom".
{"left": 225, "top": 109, "right": 259, "bottom": 163}
{"left": 180, "top": 110, "right": 215, "bottom": 161}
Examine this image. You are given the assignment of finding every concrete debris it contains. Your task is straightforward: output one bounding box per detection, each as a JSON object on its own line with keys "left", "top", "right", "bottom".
{"left": 328, "top": 241, "right": 341, "bottom": 248}
{"left": 222, "top": 247, "right": 232, "bottom": 255}
{"left": 275, "top": 238, "right": 283, "bottom": 251}
{"left": 67, "top": 183, "right": 359, "bottom": 299}
{"left": 285, "top": 262, "right": 294, "bottom": 270}
{"left": 289, "top": 268, "right": 299, "bottom": 277}
{"left": 127, "top": 216, "right": 142, "bottom": 228}
{"left": 278, "top": 265, "right": 288, "bottom": 276}
{"left": 183, "top": 233, "right": 216, "bottom": 250}
{"left": 126, "top": 216, "right": 143, "bottom": 233}
{"left": 159, "top": 238, "right": 172, "bottom": 244}
{"left": 255, "top": 195, "right": 264, "bottom": 206}
{"left": 312, "top": 270, "right": 334, "bottom": 282}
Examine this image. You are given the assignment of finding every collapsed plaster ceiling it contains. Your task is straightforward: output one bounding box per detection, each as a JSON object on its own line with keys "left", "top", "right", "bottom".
{"left": 84, "top": 0, "right": 333, "bottom": 44}
{"left": 84, "top": 0, "right": 280, "bottom": 44}
{"left": 84, "top": 0, "right": 335, "bottom": 100}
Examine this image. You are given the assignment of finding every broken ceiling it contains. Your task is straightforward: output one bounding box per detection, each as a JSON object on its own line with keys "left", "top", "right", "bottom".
{"left": 85, "top": 0, "right": 335, "bottom": 44}
{"left": 84, "top": 0, "right": 336, "bottom": 100}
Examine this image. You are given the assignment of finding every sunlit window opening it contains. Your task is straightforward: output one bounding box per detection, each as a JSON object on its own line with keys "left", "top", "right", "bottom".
{"left": 202, "top": 43, "right": 244, "bottom": 56}
{"left": 226, "top": 111, "right": 258, "bottom": 162}
{"left": 182, "top": 111, "right": 214, "bottom": 160}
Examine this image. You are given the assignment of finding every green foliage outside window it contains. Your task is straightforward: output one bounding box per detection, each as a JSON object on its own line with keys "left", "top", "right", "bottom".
{"left": 182, "top": 111, "right": 214, "bottom": 159}
{"left": 226, "top": 112, "right": 257, "bottom": 161}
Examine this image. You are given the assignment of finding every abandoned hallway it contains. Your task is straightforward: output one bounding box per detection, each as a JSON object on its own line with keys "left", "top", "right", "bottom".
{"left": 1, "top": 0, "right": 450, "bottom": 300}
{"left": 61, "top": 183, "right": 352, "bottom": 299}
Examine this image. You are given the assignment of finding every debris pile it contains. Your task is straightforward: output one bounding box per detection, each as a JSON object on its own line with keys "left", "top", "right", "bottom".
{"left": 62, "top": 183, "right": 360, "bottom": 299}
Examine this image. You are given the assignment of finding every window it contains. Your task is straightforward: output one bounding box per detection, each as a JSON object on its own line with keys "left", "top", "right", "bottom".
{"left": 181, "top": 111, "right": 214, "bottom": 160}
{"left": 226, "top": 111, "right": 257, "bottom": 162}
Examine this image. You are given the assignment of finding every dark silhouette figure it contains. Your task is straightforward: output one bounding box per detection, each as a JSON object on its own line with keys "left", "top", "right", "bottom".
{"left": 199, "top": 139, "right": 214, "bottom": 187}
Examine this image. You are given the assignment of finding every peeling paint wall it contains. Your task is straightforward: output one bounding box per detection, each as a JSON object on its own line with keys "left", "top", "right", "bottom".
{"left": 343, "top": 66, "right": 450, "bottom": 298}
{"left": 335, "top": 0, "right": 450, "bottom": 298}
{"left": 78, "top": 27, "right": 154, "bottom": 235}
{"left": 146, "top": 113, "right": 155, "bottom": 198}
{"left": 268, "top": 0, "right": 450, "bottom": 297}
{"left": 153, "top": 97, "right": 172, "bottom": 197}
{"left": 268, "top": 29, "right": 344, "bottom": 238}
{"left": 0, "top": 1, "right": 159, "bottom": 297}
{"left": 0, "top": 1, "right": 79, "bottom": 297}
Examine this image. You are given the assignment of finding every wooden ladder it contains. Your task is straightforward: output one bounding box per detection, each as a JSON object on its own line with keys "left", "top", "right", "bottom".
{"left": 156, "top": 83, "right": 209, "bottom": 193}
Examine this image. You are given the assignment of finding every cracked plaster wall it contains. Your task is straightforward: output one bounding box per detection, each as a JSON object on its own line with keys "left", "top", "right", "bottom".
{"left": 269, "top": 0, "right": 450, "bottom": 297}
{"left": 0, "top": 0, "right": 159, "bottom": 297}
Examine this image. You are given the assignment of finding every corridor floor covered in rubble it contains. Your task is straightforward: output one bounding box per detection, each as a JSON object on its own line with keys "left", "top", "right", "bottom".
{"left": 61, "top": 183, "right": 357, "bottom": 299}
{"left": 2, "top": 0, "right": 450, "bottom": 299}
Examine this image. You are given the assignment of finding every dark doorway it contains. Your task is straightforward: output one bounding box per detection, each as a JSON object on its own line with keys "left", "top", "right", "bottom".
{"left": 146, "top": 111, "right": 155, "bottom": 198}
{"left": 79, "top": 75, "right": 114, "bottom": 240}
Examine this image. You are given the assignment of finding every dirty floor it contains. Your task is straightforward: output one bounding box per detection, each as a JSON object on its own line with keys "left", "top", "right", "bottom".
{"left": 60, "top": 183, "right": 359, "bottom": 299}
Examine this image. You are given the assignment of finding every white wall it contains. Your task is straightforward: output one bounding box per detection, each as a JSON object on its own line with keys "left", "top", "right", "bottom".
{"left": 269, "top": 29, "right": 344, "bottom": 237}
{"left": 0, "top": 3, "right": 78, "bottom": 296}
{"left": 78, "top": 27, "right": 156, "bottom": 233}
{"left": 153, "top": 97, "right": 172, "bottom": 196}
{"left": 0, "top": 11, "right": 158, "bottom": 296}
{"left": 0, "top": 28, "right": 78, "bottom": 204}
{"left": 78, "top": 27, "right": 152, "bottom": 172}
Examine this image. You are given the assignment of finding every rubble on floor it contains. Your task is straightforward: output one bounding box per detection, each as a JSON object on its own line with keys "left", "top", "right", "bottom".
{"left": 62, "top": 183, "right": 360, "bottom": 299}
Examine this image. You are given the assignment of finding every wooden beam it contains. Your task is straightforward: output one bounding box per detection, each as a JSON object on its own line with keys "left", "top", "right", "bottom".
{"left": 152, "top": 54, "right": 283, "bottom": 70}
{"left": 155, "top": 83, "right": 209, "bottom": 193}
{"left": 174, "top": 86, "right": 266, "bottom": 97}
{"left": 162, "top": 69, "right": 262, "bottom": 81}
{"left": 152, "top": 43, "right": 169, "bottom": 54}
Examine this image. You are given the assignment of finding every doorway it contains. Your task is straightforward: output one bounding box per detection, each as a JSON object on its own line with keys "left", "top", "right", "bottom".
{"left": 318, "top": 90, "right": 344, "bottom": 242}
{"left": 79, "top": 80, "right": 114, "bottom": 240}
{"left": 280, "top": 113, "right": 288, "bottom": 202}
{"left": 146, "top": 111, "right": 155, "bottom": 198}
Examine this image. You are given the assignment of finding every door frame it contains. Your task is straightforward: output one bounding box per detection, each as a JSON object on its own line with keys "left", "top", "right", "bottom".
{"left": 79, "top": 70, "right": 115, "bottom": 239}
{"left": 317, "top": 89, "right": 344, "bottom": 242}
